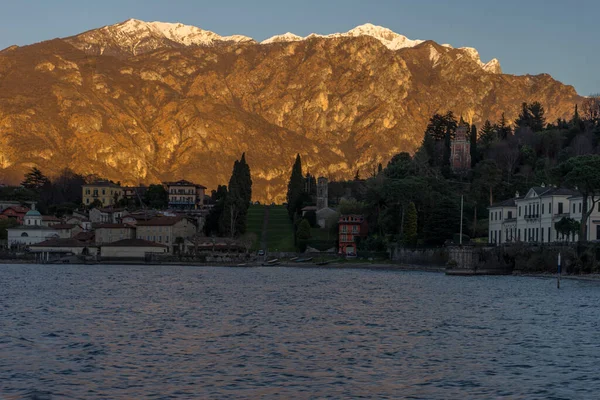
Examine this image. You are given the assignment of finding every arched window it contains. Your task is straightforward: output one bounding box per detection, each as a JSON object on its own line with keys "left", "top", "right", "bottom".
{"left": 21, "top": 232, "right": 29, "bottom": 237}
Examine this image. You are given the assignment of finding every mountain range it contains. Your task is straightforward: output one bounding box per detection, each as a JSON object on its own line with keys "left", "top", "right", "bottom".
{"left": 0, "top": 19, "right": 581, "bottom": 202}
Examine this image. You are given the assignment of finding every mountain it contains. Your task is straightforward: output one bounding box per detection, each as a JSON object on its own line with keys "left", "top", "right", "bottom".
{"left": 0, "top": 20, "right": 581, "bottom": 202}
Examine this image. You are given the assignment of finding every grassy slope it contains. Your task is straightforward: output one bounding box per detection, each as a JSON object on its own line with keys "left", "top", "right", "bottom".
{"left": 246, "top": 205, "right": 265, "bottom": 250}
{"left": 266, "top": 206, "right": 296, "bottom": 252}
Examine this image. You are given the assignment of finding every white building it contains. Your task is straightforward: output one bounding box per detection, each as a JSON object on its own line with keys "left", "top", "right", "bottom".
{"left": 488, "top": 185, "right": 600, "bottom": 244}
{"left": 6, "top": 209, "right": 60, "bottom": 246}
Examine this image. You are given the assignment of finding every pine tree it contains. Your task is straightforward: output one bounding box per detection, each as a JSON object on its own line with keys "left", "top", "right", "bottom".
{"left": 286, "top": 154, "right": 304, "bottom": 218}
{"left": 21, "top": 167, "right": 49, "bottom": 190}
{"left": 497, "top": 113, "right": 512, "bottom": 139}
{"left": 220, "top": 158, "right": 249, "bottom": 237}
{"left": 403, "top": 201, "right": 418, "bottom": 246}
{"left": 239, "top": 152, "right": 253, "bottom": 206}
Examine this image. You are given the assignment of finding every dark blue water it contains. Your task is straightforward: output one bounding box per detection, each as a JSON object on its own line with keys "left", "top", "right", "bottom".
{"left": 1, "top": 264, "right": 600, "bottom": 399}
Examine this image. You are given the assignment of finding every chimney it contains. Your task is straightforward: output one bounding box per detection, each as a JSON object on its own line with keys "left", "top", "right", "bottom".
{"left": 515, "top": 191, "right": 519, "bottom": 198}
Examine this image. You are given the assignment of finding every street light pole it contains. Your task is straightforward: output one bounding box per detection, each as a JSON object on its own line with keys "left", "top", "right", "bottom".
{"left": 460, "top": 194, "right": 464, "bottom": 245}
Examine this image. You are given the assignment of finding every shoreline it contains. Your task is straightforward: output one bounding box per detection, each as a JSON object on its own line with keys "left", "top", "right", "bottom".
{"left": 1, "top": 259, "right": 599, "bottom": 281}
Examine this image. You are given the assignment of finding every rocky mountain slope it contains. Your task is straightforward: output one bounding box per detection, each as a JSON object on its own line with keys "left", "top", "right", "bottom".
{"left": 0, "top": 20, "right": 582, "bottom": 202}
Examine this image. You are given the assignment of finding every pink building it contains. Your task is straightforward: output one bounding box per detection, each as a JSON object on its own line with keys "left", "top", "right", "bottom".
{"left": 451, "top": 125, "right": 471, "bottom": 171}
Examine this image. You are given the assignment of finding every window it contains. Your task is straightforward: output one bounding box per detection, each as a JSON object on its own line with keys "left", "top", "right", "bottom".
{"left": 102, "top": 189, "right": 106, "bottom": 195}
{"left": 518, "top": 229, "right": 521, "bottom": 240}
{"left": 519, "top": 207, "right": 521, "bottom": 217}
{"left": 342, "top": 226, "right": 347, "bottom": 233}
{"left": 548, "top": 227, "right": 551, "bottom": 243}
{"left": 550, "top": 203, "right": 552, "bottom": 214}
{"left": 86, "top": 198, "right": 89, "bottom": 204}
{"left": 573, "top": 203, "right": 576, "bottom": 213}
{"left": 166, "top": 236, "right": 169, "bottom": 243}
{"left": 558, "top": 203, "right": 563, "bottom": 214}
{"left": 508, "top": 211, "right": 512, "bottom": 219}
{"left": 541, "top": 228, "right": 544, "bottom": 242}
{"left": 542, "top": 204, "right": 544, "bottom": 215}
{"left": 579, "top": 203, "right": 582, "bottom": 213}
{"left": 21, "top": 232, "right": 28, "bottom": 237}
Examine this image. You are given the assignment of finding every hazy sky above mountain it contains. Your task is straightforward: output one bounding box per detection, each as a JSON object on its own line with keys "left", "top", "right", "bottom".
{"left": 0, "top": 0, "right": 598, "bottom": 95}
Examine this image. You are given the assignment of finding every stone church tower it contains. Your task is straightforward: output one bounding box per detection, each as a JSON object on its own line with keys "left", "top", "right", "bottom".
{"left": 451, "top": 125, "right": 471, "bottom": 171}
{"left": 317, "top": 177, "right": 328, "bottom": 210}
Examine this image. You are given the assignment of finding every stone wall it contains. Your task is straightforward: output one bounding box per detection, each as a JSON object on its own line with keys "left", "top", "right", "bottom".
{"left": 390, "top": 246, "right": 448, "bottom": 266}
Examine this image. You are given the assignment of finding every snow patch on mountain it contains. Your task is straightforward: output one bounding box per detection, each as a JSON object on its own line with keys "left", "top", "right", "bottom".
{"left": 262, "top": 32, "right": 304, "bottom": 44}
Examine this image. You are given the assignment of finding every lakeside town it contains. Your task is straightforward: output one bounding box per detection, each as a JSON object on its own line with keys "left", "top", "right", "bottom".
{"left": 2, "top": 101, "right": 600, "bottom": 275}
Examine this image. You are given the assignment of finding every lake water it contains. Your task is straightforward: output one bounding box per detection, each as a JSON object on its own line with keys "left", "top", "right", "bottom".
{"left": 1, "top": 264, "right": 600, "bottom": 399}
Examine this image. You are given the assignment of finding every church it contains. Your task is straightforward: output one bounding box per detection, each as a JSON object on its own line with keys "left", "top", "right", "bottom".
{"left": 451, "top": 125, "right": 472, "bottom": 171}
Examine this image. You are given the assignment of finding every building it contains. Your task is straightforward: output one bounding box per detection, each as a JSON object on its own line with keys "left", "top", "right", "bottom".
{"left": 51, "top": 223, "right": 82, "bottom": 239}
{"left": 487, "top": 185, "right": 596, "bottom": 244}
{"left": 82, "top": 181, "right": 123, "bottom": 207}
{"left": 164, "top": 180, "right": 206, "bottom": 210}
{"left": 451, "top": 125, "right": 471, "bottom": 171}
{"left": 89, "top": 207, "right": 129, "bottom": 224}
{"left": 100, "top": 239, "right": 168, "bottom": 260}
{"left": 136, "top": 216, "right": 197, "bottom": 251}
{"left": 338, "top": 215, "right": 368, "bottom": 255}
{"left": 41, "top": 215, "right": 62, "bottom": 227}
{"left": 316, "top": 176, "right": 337, "bottom": 228}
{"left": 122, "top": 185, "right": 148, "bottom": 202}
{"left": 30, "top": 238, "right": 97, "bottom": 261}
{"left": 1, "top": 206, "right": 30, "bottom": 224}
{"left": 317, "top": 177, "right": 329, "bottom": 210}
{"left": 6, "top": 209, "right": 60, "bottom": 246}
{"left": 95, "top": 224, "right": 136, "bottom": 245}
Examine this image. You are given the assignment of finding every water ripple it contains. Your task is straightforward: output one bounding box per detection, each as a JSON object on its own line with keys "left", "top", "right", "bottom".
{"left": 1, "top": 264, "right": 600, "bottom": 398}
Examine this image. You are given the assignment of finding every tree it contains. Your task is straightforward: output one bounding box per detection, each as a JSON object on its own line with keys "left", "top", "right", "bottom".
{"left": 559, "top": 155, "right": 600, "bottom": 241}
{"left": 144, "top": 184, "right": 168, "bottom": 209}
{"left": 221, "top": 157, "right": 249, "bottom": 237}
{"left": 204, "top": 185, "right": 227, "bottom": 236}
{"left": 473, "top": 160, "right": 502, "bottom": 205}
{"left": 515, "top": 102, "right": 545, "bottom": 132}
{"left": 89, "top": 199, "right": 103, "bottom": 209}
{"left": 286, "top": 154, "right": 305, "bottom": 218}
{"left": 238, "top": 153, "right": 253, "bottom": 206}
{"left": 296, "top": 218, "right": 312, "bottom": 252}
{"left": 470, "top": 124, "right": 478, "bottom": 167}
{"left": 403, "top": 202, "right": 418, "bottom": 246}
{"left": 496, "top": 113, "right": 512, "bottom": 139}
{"left": 21, "top": 167, "right": 49, "bottom": 190}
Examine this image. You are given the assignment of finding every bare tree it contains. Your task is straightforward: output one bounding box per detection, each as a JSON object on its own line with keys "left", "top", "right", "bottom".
{"left": 581, "top": 96, "right": 600, "bottom": 122}
{"left": 490, "top": 141, "right": 519, "bottom": 183}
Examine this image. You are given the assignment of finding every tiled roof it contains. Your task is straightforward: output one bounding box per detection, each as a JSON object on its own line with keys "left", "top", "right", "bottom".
{"left": 50, "top": 224, "right": 77, "bottom": 229}
{"left": 489, "top": 198, "right": 517, "bottom": 208}
{"left": 102, "top": 238, "right": 168, "bottom": 248}
{"left": 164, "top": 179, "right": 207, "bottom": 189}
{"left": 136, "top": 216, "right": 184, "bottom": 226}
{"left": 83, "top": 181, "right": 121, "bottom": 188}
{"left": 96, "top": 223, "right": 135, "bottom": 229}
{"left": 30, "top": 238, "right": 90, "bottom": 247}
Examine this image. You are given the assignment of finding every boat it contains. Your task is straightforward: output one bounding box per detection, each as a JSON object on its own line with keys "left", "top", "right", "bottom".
{"left": 266, "top": 258, "right": 279, "bottom": 264}
{"left": 315, "top": 260, "right": 331, "bottom": 266}
{"left": 289, "top": 257, "right": 299, "bottom": 261}
{"left": 294, "top": 257, "right": 313, "bottom": 263}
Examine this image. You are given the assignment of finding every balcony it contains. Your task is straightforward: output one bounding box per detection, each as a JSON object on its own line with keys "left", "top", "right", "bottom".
{"left": 524, "top": 214, "right": 540, "bottom": 221}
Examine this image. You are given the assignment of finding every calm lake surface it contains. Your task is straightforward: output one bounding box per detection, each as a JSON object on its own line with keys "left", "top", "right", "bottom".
{"left": 1, "top": 264, "right": 600, "bottom": 399}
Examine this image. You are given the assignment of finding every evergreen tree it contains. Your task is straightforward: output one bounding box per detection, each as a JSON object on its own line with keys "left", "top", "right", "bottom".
{"left": 221, "top": 158, "right": 249, "bottom": 237}
{"left": 421, "top": 132, "right": 436, "bottom": 166}
{"left": 470, "top": 124, "right": 478, "bottom": 167}
{"left": 516, "top": 102, "right": 545, "bottom": 132}
{"left": 377, "top": 163, "right": 383, "bottom": 174}
{"left": 403, "top": 201, "right": 418, "bottom": 246}
{"left": 21, "top": 167, "right": 49, "bottom": 190}
{"left": 204, "top": 185, "right": 227, "bottom": 236}
{"left": 497, "top": 113, "right": 512, "bottom": 139}
{"left": 144, "top": 184, "right": 169, "bottom": 209}
{"left": 238, "top": 153, "right": 253, "bottom": 206}
{"left": 479, "top": 120, "right": 496, "bottom": 146}
{"left": 286, "top": 154, "right": 305, "bottom": 219}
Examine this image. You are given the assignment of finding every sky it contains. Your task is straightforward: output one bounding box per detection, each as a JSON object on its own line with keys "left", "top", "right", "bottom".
{"left": 0, "top": 0, "right": 598, "bottom": 95}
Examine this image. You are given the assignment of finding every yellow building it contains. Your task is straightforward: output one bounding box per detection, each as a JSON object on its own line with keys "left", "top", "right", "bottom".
{"left": 82, "top": 181, "right": 123, "bottom": 207}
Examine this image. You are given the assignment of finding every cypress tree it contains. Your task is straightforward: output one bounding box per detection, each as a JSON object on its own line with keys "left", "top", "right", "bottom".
{"left": 470, "top": 124, "right": 478, "bottom": 167}
{"left": 286, "top": 154, "right": 304, "bottom": 218}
